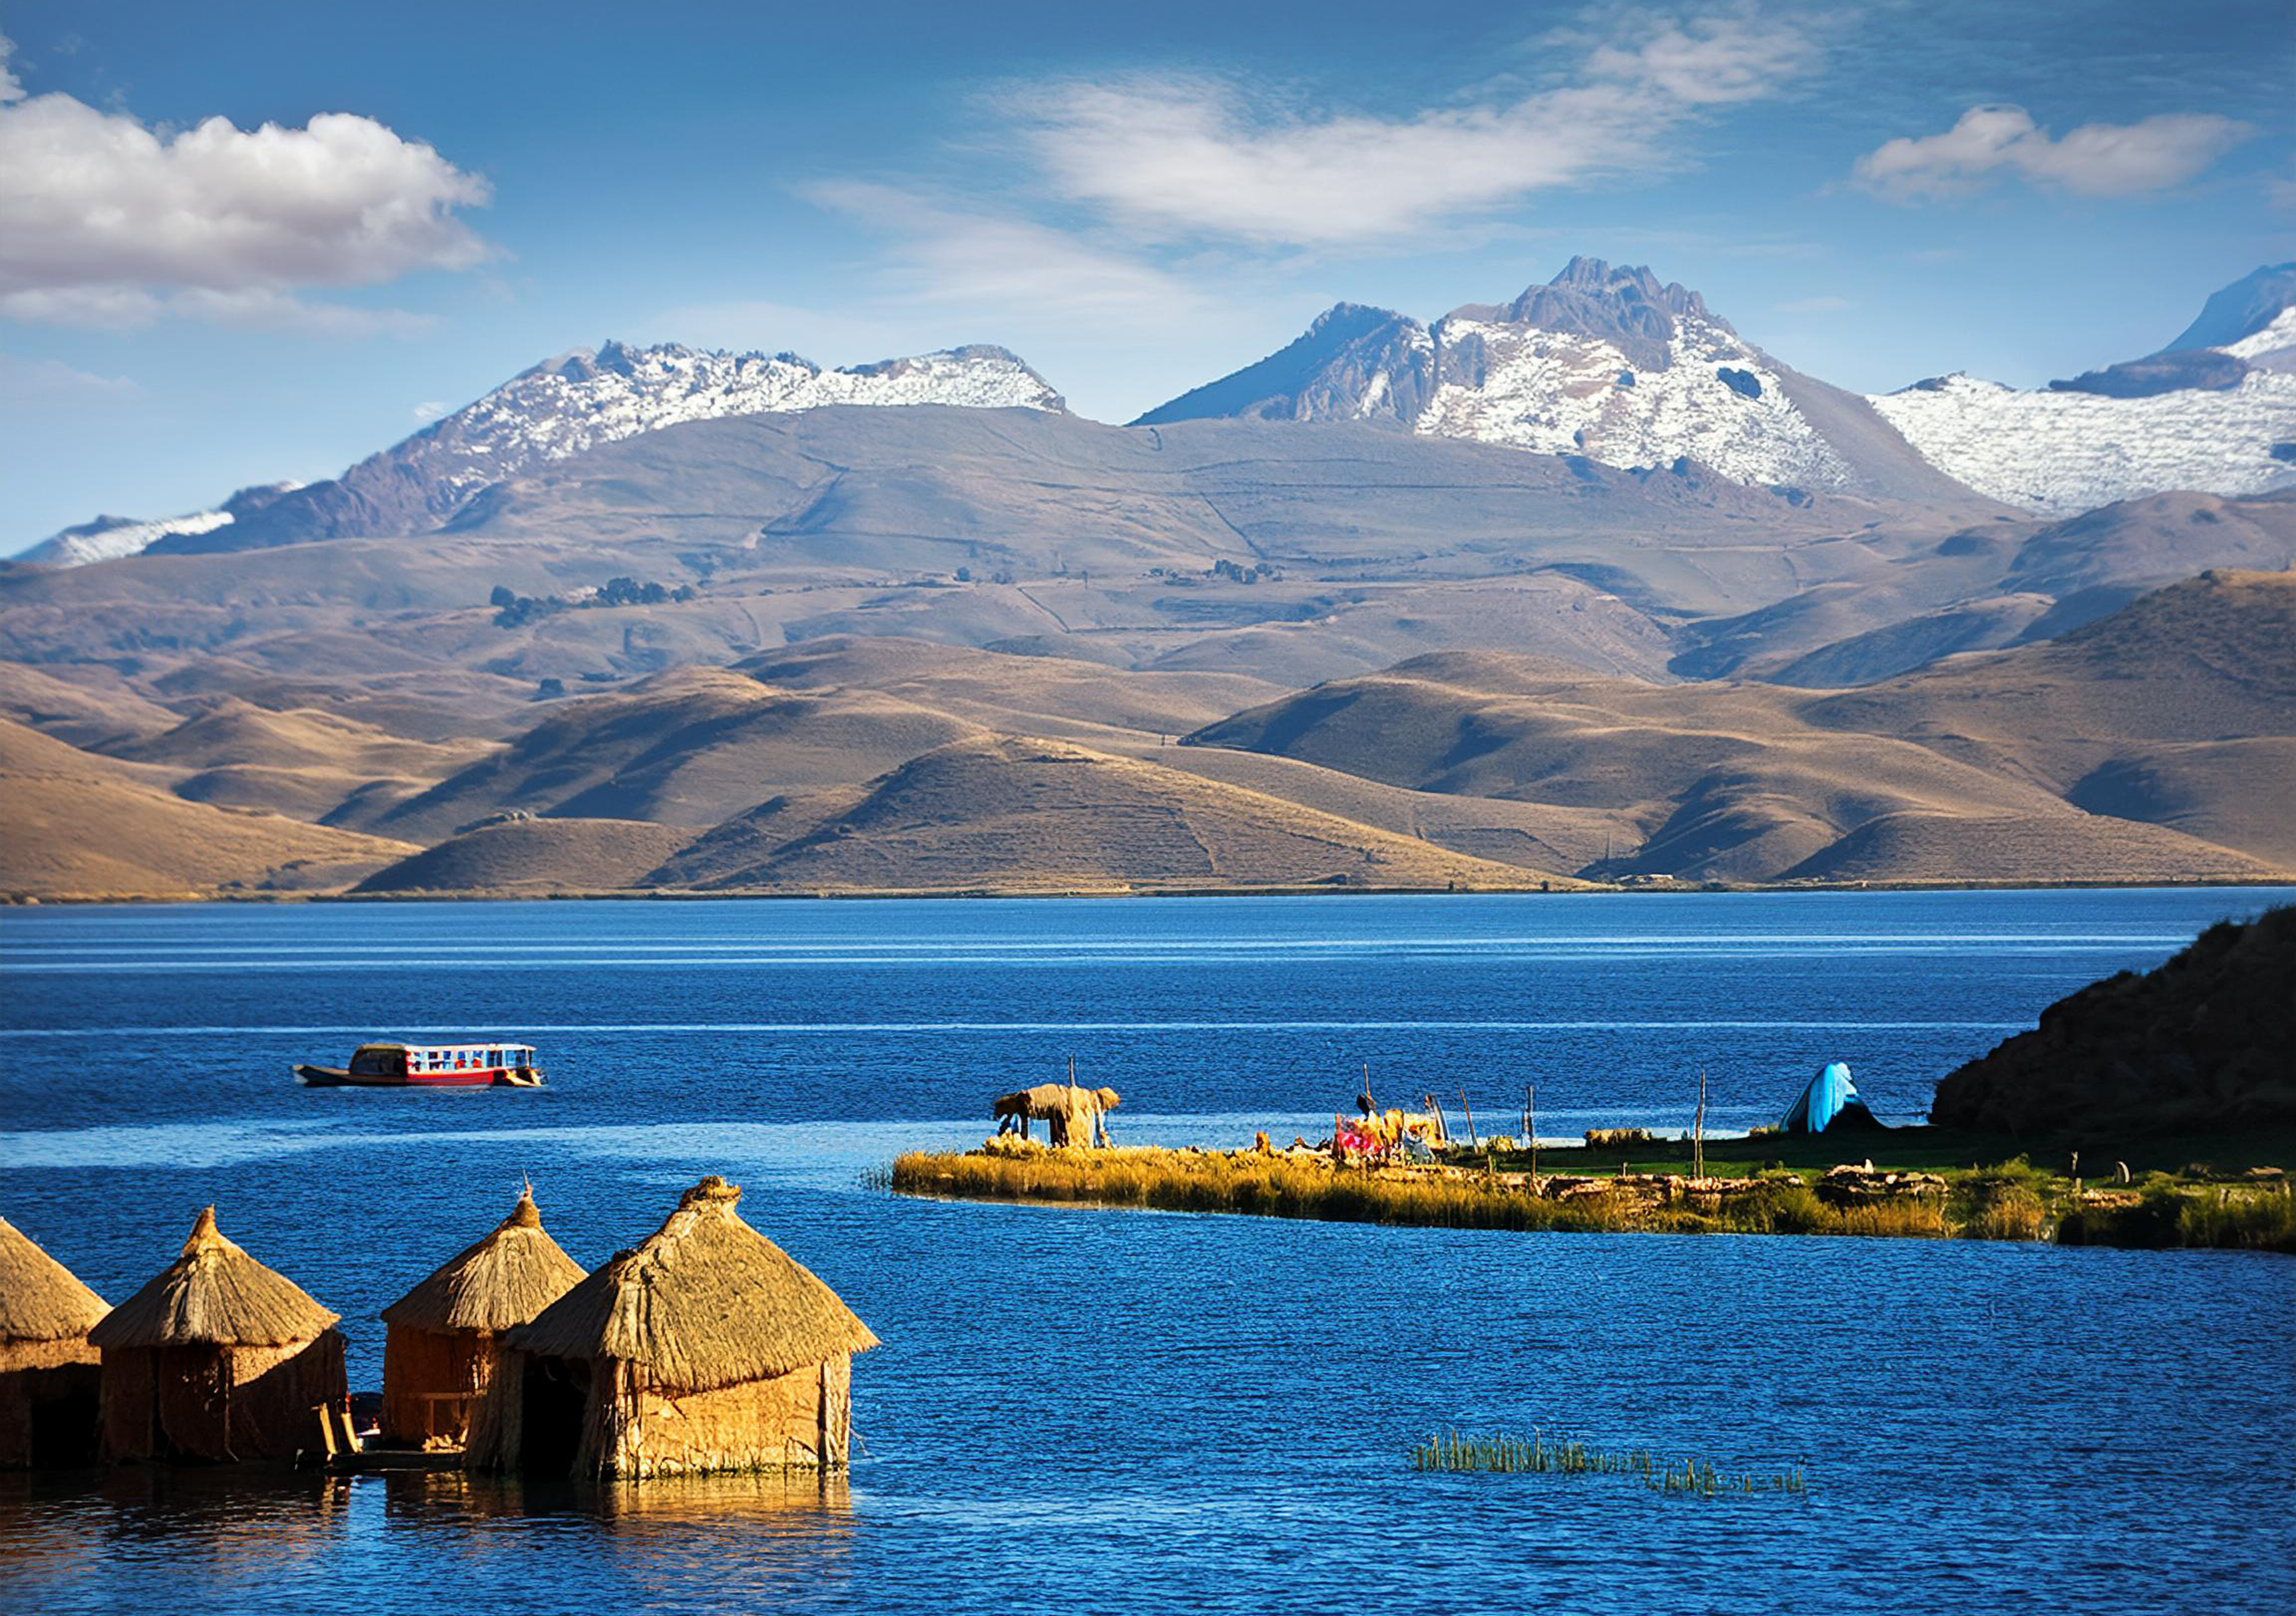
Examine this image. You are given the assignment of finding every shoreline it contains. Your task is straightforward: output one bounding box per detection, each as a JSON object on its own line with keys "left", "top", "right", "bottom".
{"left": 9, "top": 875, "right": 2294, "bottom": 906}
{"left": 890, "top": 1136, "right": 2296, "bottom": 1254}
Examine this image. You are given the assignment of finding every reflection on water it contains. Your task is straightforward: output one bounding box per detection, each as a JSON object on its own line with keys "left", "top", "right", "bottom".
{"left": 4, "top": 893, "right": 2292, "bottom": 1615}
{"left": 0, "top": 1466, "right": 861, "bottom": 1612}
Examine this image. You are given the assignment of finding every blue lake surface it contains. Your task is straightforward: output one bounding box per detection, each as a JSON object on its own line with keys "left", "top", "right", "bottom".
{"left": 2, "top": 888, "right": 2291, "bottom": 1614}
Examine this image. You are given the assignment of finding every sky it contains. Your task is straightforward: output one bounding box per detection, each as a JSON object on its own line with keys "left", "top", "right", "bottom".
{"left": 1, "top": 0, "right": 2291, "bottom": 549}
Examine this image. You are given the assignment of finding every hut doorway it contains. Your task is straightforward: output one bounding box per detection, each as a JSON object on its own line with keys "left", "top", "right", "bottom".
{"left": 520, "top": 1355, "right": 589, "bottom": 1477}
{"left": 27, "top": 1375, "right": 101, "bottom": 1468}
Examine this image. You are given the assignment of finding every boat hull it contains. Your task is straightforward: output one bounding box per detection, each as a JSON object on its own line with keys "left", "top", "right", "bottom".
{"left": 295, "top": 1065, "right": 544, "bottom": 1089}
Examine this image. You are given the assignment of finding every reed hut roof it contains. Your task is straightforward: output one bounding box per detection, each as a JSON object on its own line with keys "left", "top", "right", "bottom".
{"left": 0, "top": 1215, "right": 110, "bottom": 1344}
{"left": 381, "top": 1188, "right": 587, "bottom": 1334}
{"left": 87, "top": 1207, "right": 340, "bottom": 1350}
{"left": 507, "top": 1176, "right": 877, "bottom": 1396}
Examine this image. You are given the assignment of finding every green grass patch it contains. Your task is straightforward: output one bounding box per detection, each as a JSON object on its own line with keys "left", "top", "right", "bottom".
{"left": 1408, "top": 1430, "right": 1807, "bottom": 1497}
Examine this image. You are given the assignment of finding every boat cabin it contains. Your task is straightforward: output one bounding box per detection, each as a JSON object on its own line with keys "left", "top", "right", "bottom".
{"left": 351, "top": 1043, "right": 539, "bottom": 1080}
{"left": 299, "top": 1041, "right": 544, "bottom": 1088}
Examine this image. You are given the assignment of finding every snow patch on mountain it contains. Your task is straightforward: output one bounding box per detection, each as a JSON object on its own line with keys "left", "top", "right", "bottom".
{"left": 1867, "top": 370, "right": 2296, "bottom": 515}
{"left": 18, "top": 508, "right": 235, "bottom": 568}
{"left": 132, "top": 342, "right": 1071, "bottom": 552}
{"left": 1418, "top": 313, "right": 1854, "bottom": 489}
{"left": 408, "top": 341, "right": 1067, "bottom": 512}
{"left": 2222, "top": 306, "right": 2296, "bottom": 364}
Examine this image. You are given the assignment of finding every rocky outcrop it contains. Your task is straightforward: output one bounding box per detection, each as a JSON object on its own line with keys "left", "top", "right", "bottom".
{"left": 1930, "top": 906, "right": 2296, "bottom": 1138}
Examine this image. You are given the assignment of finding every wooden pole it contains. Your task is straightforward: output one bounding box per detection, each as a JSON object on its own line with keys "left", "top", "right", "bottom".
{"left": 1459, "top": 1086, "right": 1478, "bottom": 1150}
{"left": 1528, "top": 1083, "right": 1537, "bottom": 1193}
{"left": 1693, "top": 1066, "right": 1707, "bottom": 1181}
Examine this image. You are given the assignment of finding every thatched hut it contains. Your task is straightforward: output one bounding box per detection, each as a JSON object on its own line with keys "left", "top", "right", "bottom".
{"left": 379, "top": 1188, "right": 585, "bottom": 1446}
{"left": 88, "top": 1207, "right": 345, "bottom": 1464}
{"left": 0, "top": 1216, "right": 110, "bottom": 1467}
{"left": 992, "top": 1082, "right": 1122, "bottom": 1147}
{"left": 468, "top": 1176, "right": 877, "bottom": 1480}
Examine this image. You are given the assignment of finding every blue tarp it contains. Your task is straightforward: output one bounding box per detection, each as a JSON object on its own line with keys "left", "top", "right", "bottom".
{"left": 1778, "top": 1061, "right": 1876, "bottom": 1133}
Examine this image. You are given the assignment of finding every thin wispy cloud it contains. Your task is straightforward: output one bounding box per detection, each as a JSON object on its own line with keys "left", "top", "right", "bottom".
{"left": 804, "top": 181, "right": 1212, "bottom": 319}
{"left": 0, "top": 28, "right": 489, "bottom": 331}
{"left": 1014, "top": 10, "right": 1823, "bottom": 246}
{"left": 0, "top": 350, "right": 140, "bottom": 403}
{"left": 1854, "top": 104, "right": 2256, "bottom": 200}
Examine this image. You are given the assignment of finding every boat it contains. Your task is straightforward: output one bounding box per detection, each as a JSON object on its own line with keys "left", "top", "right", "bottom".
{"left": 296, "top": 1041, "right": 545, "bottom": 1088}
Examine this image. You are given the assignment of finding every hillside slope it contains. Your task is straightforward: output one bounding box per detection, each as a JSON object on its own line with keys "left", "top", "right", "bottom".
{"left": 1187, "top": 575, "right": 2296, "bottom": 882}
{"left": 0, "top": 719, "right": 419, "bottom": 897}
{"left": 645, "top": 735, "right": 1570, "bottom": 894}
{"left": 1930, "top": 905, "right": 2296, "bottom": 1136}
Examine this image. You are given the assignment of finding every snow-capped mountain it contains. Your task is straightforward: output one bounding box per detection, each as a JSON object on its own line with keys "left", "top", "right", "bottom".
{"left": 16, "top": 508, "right": 235, "bottom": 568}
{"left": 1867, "top": 263, "right": 2296, "bottom": 515}
{"left": 381, "top": 340, "right": 1066, "bottom": 530}
{"left": 1138, "top": 258, "right": 1967, "bottom": 502}
{"left": 1142, "top": 257, "right": 2296, "bottom": 517}
{"left": 13, "top": 482, "right": 305, "bottom": 568}
{"left": 19, "top": 342, "right": 1063, "bottom": 564}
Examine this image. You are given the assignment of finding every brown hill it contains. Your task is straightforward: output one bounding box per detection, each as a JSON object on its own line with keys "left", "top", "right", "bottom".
{"left": 0, "top": 719, "right": 419, "bottom": 897}
{"left": 361, "top": 667, "right": 986, "bottom": 843}
{"left": 648, "top": 735, "right": 1569, "bottom": 893}
{"left": 734, "top": 636, "right": 1285, "bottom": 742}
{"left": 104, "top": 697, "right": 489, "bottom": 779}
{"left": 0, "top": 661, "right": 180, "bottom": 751}
{"left": 354, "top": 817, "right": 698, "bottom": 894}
{"left": 1930, "top": 904, "right": 2296, "bottom": 1137}
{"left": 1187, "top": 575, "right": 2296, "bottom": 883}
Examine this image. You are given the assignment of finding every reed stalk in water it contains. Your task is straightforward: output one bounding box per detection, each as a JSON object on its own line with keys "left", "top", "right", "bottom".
{"left": 1407, "top": 1430, "right": 1807, "bottom": 1497}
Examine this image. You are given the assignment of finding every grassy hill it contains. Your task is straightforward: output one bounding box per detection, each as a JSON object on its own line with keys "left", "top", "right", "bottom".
{"left": 0, "top": 718, "right": 418, "bottom": 898}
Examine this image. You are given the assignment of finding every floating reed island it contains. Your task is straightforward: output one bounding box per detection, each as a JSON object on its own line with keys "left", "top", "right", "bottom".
{"left": 2, "top": 1175, "right": 878, "bottom": 1478}
{"left": 891, "top": 1132, "right": 2296, "bottom": 1252}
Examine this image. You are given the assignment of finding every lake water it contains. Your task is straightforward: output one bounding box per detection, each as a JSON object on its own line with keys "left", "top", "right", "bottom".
{"left": 3, "top": 888, "right": 2292, "bottom": 1614}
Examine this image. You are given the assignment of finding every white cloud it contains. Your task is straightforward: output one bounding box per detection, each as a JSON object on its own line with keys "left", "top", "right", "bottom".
{"left": 1014, "top": 11, "right": 1820, "bottom": 246}
{"left": 0, "top": 350, "right": 139, "bottom": 402}
{"left": 410, "top": 400, "right": 448, "bottom": 422}
{"left": 1854, "top": 105, "right": 2255, "bottom": 200}
{"left": 0, "top": 29, "right": 491, "bottom": 330}
{"left": 805, "top": 181, "right": 1212, "bottom": 319}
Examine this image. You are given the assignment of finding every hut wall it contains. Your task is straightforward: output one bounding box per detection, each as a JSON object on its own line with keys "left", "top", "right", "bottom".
{"left": 460, "top": 1348, "right": 523, "bottom": 1471}
{"left": 0, "top": 1337, "right": 103, "bottom": 1468}
{"left": 583, "top": 1354, "right": 853, "bottom": 1479}
{"left": 383, "top": 1325, "right": 493, "bottom": 1445}
{"left": 101, "top": 1333, "right": 346, "bottom": 1463}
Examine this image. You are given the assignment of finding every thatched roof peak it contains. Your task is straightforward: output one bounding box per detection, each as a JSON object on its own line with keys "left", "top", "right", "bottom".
{"left": 0, "top": 1215, "right": 110, "bottom": 1345}
{"left": 381, "top": 1188, "right": 587, "bottom": 1334}
{"left": 184, "top": 1205, "right": 222, "bottom": 1252}
{"left": 88, "top": 1207, "right": 339, "bottom": 1350}
{"left": 507, "top": 1175, "right": 877, "bottom": 1395}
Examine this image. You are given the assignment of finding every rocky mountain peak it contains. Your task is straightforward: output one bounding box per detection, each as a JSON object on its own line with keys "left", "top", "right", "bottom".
{"left": 2164, "top": 263, "right": 2296, "bottom": 355}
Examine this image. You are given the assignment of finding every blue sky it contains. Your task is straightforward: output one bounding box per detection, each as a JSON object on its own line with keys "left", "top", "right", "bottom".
{"left": 1, "top": 0, "right": 2290, "bottom": 548}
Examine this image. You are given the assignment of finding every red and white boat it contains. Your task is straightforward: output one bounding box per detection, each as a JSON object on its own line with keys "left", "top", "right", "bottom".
{"left": 295, "top": 1041, "right": 545, "bottom": 1088}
